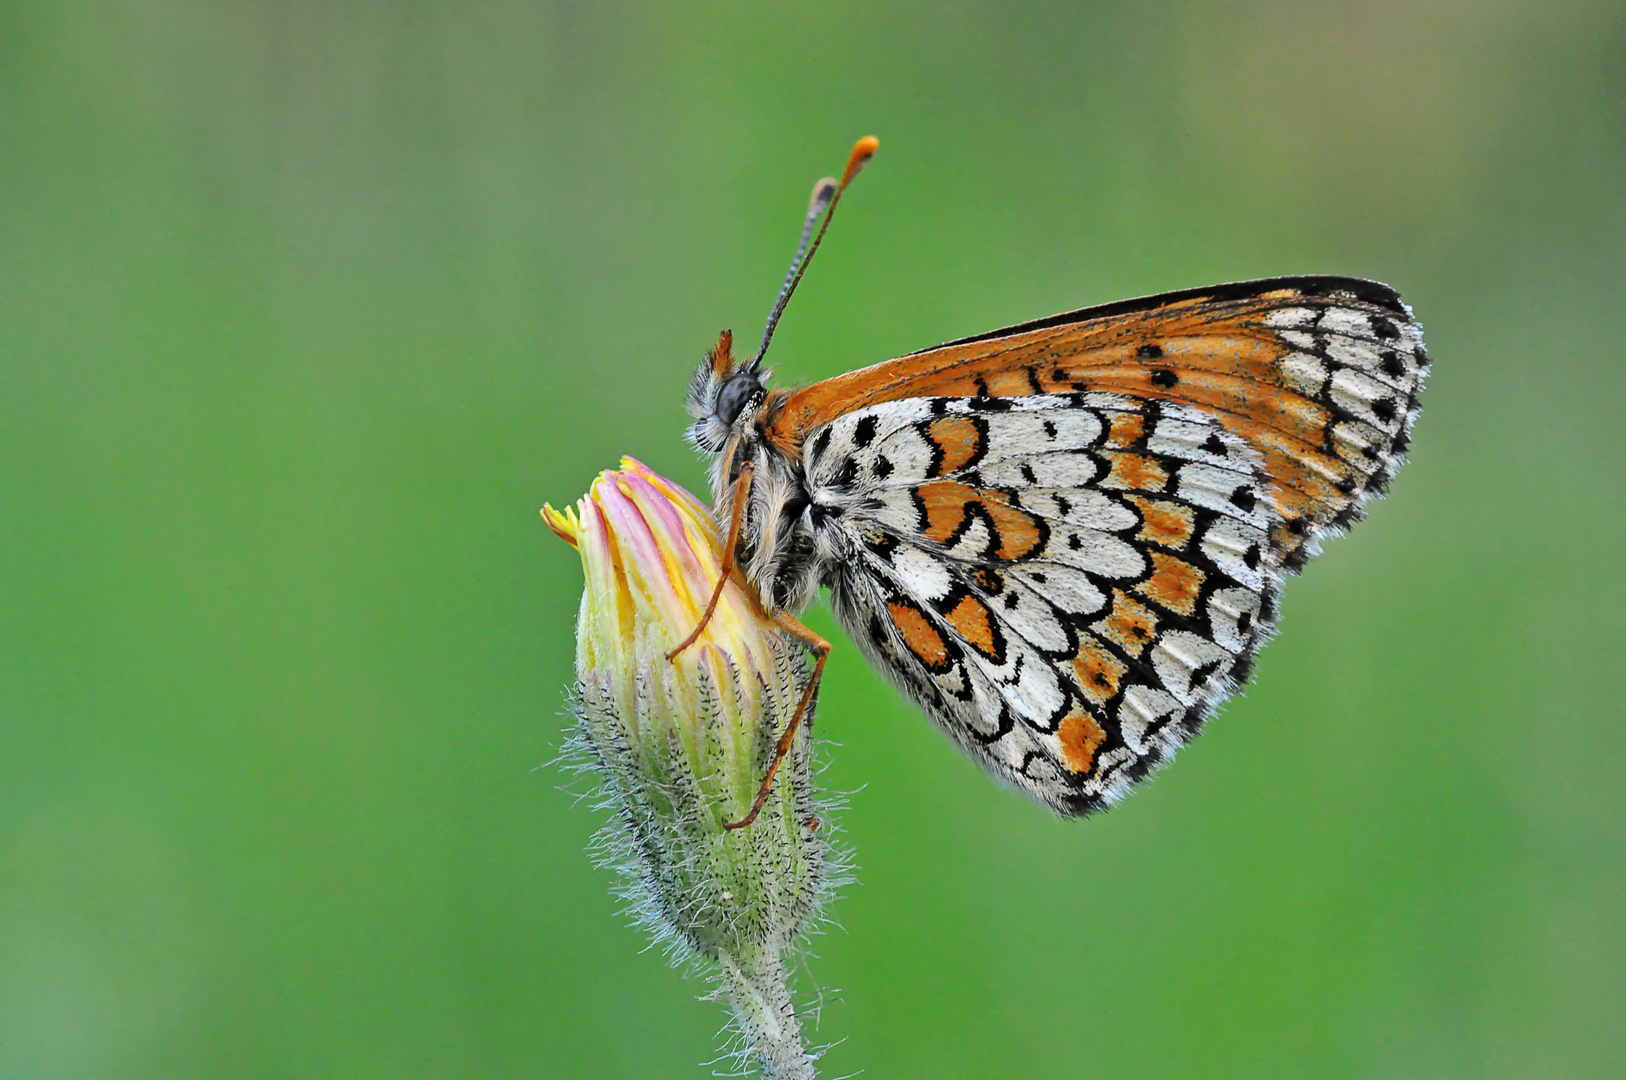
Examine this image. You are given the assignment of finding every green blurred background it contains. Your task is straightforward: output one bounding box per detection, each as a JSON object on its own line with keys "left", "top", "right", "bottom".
{"left": 3, "top": 2, "right": 1622, "bottom": 1077}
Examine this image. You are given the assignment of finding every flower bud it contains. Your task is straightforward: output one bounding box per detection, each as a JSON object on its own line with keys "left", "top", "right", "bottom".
{"left": 544, "top": 458, "right": 841, "bottom": 1079}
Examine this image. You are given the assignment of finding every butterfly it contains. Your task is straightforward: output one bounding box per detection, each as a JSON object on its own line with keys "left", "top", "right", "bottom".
{"left": 670, "top": 137, "right": 1427, "bottom": 828}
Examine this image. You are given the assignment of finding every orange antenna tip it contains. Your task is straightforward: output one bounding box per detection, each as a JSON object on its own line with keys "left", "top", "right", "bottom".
{"left": 842, "top": 136, "right": 880, "bottom": 185}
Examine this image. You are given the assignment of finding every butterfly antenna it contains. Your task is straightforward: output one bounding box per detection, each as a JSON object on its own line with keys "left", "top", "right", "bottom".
{"left": 755, "top": 178, "right": 836, "bottom": 364}
{"left": 749, "top": 135, "right": 879, "bottom": 373}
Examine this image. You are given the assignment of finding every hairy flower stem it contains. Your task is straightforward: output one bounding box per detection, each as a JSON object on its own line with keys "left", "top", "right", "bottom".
{"left": 546, "top": 460, "right": 850, "bottom": 1078}
{"left": 719, "top": 947, "right": 814, "bottom": 1080}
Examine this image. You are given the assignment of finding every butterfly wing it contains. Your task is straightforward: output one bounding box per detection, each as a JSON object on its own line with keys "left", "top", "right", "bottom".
{"left": 780, "top": 277, "right": 1426, "bottom": 812}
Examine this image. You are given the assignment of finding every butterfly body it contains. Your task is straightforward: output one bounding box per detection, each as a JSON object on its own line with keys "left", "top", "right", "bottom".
{"left": 686, "top": 274, "right": 1427, "bottom": 815}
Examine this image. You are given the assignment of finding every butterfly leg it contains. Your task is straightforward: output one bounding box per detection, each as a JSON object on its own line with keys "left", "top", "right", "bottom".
{"left": 723, "top": 609, "right": 829, "bottom": 831}
{"left": 666, "top": 460, "right": 755, "bottom": 661}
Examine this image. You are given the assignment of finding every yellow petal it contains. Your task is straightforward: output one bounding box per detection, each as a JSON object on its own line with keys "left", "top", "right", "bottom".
{"left": 541, "top": 502, "right": 580, "bottom": 546}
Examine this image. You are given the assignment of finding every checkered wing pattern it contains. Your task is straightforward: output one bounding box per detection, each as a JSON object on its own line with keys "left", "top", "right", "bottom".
{"left": 794, "top": 281, "right": 1425, "bottom": 812}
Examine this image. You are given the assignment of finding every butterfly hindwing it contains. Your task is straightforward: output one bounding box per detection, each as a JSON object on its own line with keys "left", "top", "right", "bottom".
{"left": 811, "top": 392, "right": 1281, "bottom": 812}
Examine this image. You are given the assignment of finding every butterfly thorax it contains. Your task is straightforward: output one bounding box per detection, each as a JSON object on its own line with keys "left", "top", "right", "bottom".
{"left": 685, "top": 331, "right": 845, "bottom": 616}
{"left": 726, "top": 431, "right": 838, "bottom": 615}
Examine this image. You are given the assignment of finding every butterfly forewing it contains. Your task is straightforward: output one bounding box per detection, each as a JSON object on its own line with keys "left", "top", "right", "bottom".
{"left": 780, "top": 277, "right": 1426, "bottom": 563}
{"left": 776, "top": 278, "right": 1425, "bottom": 812}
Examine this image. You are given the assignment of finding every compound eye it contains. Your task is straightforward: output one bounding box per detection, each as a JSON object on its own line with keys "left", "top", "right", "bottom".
{"left": 715, "top": 374, "right": 761, "bottom": 427}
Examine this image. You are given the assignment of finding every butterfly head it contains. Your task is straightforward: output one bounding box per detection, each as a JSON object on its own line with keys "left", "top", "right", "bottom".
{"left": 685, "top": 329, "right": 768, "bottom": 453}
